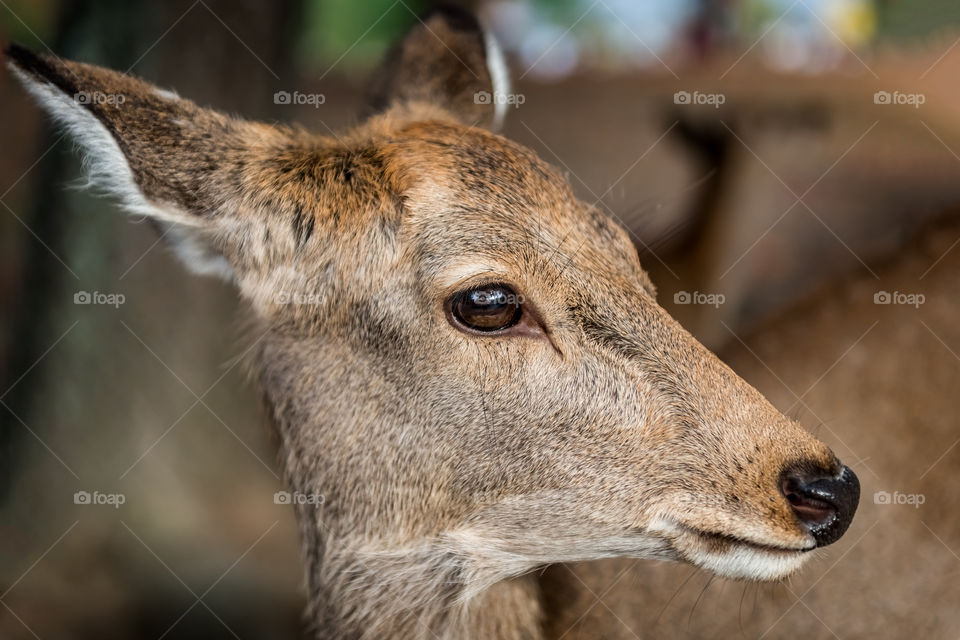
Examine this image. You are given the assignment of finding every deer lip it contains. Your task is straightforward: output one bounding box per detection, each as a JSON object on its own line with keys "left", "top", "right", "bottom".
{"left": 677, "top": 523, "right": 815, "bottom": 555}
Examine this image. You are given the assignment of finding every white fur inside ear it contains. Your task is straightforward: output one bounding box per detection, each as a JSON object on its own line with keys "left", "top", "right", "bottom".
{"left": 156, "top": 221, "right": 235, "bottom": 280}
{"left": 483, "top": 31, "right": 510, "bottom": 131}
{"left": 9, "top": 65, "right": 234, "bottom": 281}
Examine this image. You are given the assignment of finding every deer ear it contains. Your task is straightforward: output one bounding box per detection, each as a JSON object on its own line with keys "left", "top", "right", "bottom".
{"left": 367, "top": 6, "right": 510, "bottom": 131}
{"left": 4, "top": 44, "right": 287, "bottom": 280}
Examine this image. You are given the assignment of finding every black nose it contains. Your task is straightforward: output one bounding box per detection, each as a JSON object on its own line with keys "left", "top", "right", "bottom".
{"left": 781, "top": 465, "right": 860, "bottom": 547}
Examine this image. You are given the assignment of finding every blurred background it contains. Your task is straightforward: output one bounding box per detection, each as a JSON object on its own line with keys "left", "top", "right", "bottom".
{"left": 2, "top": 0, "right": 960, "bottom": 638}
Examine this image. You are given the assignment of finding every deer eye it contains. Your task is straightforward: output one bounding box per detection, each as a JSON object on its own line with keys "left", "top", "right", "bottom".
{"left": 448, "top": 284, "right": 523, "bottom": 333}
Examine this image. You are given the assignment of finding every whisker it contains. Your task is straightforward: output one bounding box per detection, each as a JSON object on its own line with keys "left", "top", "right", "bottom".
{"left": 687, "top": 573, "right": 716, "bottom": 628}
{"left": 656, "top": 567, "right": 700, "bottom": 625}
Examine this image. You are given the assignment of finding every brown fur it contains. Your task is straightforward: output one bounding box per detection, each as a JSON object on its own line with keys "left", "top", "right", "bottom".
{"left": 540, "top": 216, "right": 960, "bottom": 638}
{"left": 6, "top": 9, "right": 856, "bottom": 639}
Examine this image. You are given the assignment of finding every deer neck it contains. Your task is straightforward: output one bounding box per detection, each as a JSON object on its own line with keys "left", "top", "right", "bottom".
{"left": 301, "top": 531, "right": 546, "bottom": 640}
{"left": 258, "top": 370, "right": 546, "bottom": 639}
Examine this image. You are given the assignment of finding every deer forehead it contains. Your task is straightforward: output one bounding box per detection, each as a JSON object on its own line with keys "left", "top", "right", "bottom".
{"left": 243, "top": 119, "right": 649, "bottom": 298}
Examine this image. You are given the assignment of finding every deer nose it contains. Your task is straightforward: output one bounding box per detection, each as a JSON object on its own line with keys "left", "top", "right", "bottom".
{"left": 780, "top": 465, "right": 860, "bottom": 547}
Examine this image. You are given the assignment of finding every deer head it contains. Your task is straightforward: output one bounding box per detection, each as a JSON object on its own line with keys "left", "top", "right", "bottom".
{"left": 7, "top": 8, "right": 859, "bottom": 639}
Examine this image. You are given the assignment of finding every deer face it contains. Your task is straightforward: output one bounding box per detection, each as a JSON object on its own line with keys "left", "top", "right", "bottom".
{"left": 260, "top": 119, "right": 856, "bottom": 586}
{"left": 7, "top": 6, "right": 858, "bottom": 631}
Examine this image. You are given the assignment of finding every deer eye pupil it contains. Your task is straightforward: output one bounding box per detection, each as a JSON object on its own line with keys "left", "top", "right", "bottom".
{"left": 451, "top": 285, "right": 523, "bottom": 332}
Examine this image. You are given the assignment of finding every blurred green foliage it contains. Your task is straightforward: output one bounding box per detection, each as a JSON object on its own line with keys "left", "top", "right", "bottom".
{"left": 6, "top": 0, "right": 960, "bottom": 79}
{"left": 298, "top": 0, "right": 429, "bottom": 74}
{"left": 0, "top": 0, "right": 58, "bottom": 49}
{"left": 524, "top": 0, "right": 585, "bottom": 22}
{"left": 875, "top": 0, "right": 960, "bottom": 41}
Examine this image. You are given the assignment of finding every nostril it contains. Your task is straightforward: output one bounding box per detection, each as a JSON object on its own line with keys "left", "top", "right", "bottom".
{"left": 781, "top": 477, "right": 837, "bottom": 526}
{"left": 780, "top": 465, "right": 860, "bottom": 547}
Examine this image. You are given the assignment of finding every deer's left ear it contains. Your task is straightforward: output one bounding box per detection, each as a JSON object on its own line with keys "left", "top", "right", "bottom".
{"left": 367, "top": 6, "right": 510, "bottom": 131}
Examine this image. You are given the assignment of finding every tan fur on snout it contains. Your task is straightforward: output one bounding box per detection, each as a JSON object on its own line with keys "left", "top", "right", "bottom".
{"left": 7, "top": 8, "right": 848, "bottom": 639}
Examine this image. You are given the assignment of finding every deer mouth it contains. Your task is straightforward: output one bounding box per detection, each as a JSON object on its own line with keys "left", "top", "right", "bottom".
{"left": 681, "top": 525, "right": 814, "bottom": 555}
{"left": 655, "top": 520, "right": 816, "bottom": 581}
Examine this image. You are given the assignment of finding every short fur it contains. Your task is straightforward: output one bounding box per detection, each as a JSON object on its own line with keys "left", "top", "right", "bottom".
{"left": 6, "top": 9, "right": 851, "bottom": 639}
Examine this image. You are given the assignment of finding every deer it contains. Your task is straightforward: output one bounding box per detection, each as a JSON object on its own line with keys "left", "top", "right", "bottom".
{"left": 6, "top": 7, "right": 861, "bottom": 639}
